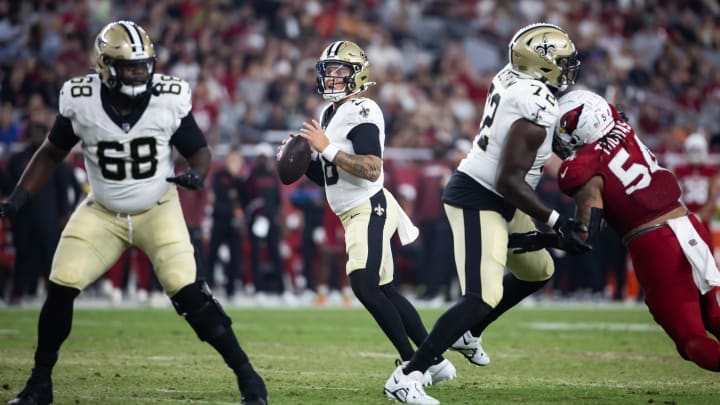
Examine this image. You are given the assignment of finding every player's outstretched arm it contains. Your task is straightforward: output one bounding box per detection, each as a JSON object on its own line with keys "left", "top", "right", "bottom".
{"left": 0, "top": 139, "right": 70, "bottom": 217}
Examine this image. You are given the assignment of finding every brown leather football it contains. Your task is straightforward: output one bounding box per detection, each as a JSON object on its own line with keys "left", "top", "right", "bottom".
{"left": 277, "top": 136, "right": 312, "bottom": 185}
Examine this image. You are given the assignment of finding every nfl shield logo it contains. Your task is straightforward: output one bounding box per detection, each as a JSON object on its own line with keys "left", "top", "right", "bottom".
{"left": 122, "top": 122, "right": 131, "bottom": 133}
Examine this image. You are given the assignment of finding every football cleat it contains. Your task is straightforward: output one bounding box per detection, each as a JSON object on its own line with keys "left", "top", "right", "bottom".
{"left": 426, "top": 359, "right": 456, "bottom": 386}
{"left": 384, "top": 364, "right": 439, "bottom": 405}
{"left": 7, "top": 373, "right": 53, "bottom": 405}
{"left": 450, "top": 331, "right": 490, "bottom": 366}
{"left": 240, "top": 397, "right": 267, "bottom": 405}
{"left": 237, "top": 371, "right": 267, "bottom": 405}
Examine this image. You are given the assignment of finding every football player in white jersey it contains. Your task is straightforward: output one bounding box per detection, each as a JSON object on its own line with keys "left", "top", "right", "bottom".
{"left": 294, "top": 40, "right": 456, "bottom": 389}
{"left": 3, "top": 21, "right": 266, "bottom": 405}
{"left": 384, "top": 23, "right": 590, "bottom": 404}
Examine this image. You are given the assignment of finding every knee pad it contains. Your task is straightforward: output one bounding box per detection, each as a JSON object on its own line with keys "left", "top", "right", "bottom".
{"left": 171, "top": 280, "right": 231, "bottom": 342}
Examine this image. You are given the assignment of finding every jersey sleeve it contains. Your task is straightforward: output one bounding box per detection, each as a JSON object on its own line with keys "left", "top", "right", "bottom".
{"left": 557, "top": 151, "right": 599, "bottom": 196}
{"left": 507, "top": 80, "right": 559, "bottom": 128}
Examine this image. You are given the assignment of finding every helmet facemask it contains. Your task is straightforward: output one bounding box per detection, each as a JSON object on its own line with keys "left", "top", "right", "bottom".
{"left": 103, "top": 56, "right": 155, "bottom": 98}
{"left": 555, "top": 54, "right": 581, "bottom": 92}
{"left": 316, "top": 61, "right": 358, "bottom": 103}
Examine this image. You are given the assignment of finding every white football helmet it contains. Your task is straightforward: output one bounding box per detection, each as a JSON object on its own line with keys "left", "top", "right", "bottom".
{"left": 509, "top": 23, "right": 580, "bottom": 92}
{"left": 95, "top": 20, "right": 156, "bottom": 97}
{"left": 684, "top": 132, "right": 709, "bottom": 165}
{"left": 316, "top": 41, "right": 375, "bottom": 103}
{"left": 553, "top": 89, "right": 615, "bottom": 159}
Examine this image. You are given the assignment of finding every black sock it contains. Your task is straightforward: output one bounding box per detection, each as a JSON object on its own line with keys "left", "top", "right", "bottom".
{"left": 469, "top": 274, "right": 549, "bottom": 337}
{"left": 405, "top": 294, "right": 490, "bottom": 374}
{"left": 380, "top": 284, "right": 430, "bottom": 348}
{"left": 34, "top": 283, "right": 80, "bottom": 374}
{"left": 206, "top": 328, "right": 250, "bottom": 374}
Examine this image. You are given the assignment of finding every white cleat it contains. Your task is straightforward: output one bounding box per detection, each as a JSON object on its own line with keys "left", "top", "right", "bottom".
{"left": 450, "top": 331, "right": 490, "bottom": 366}
{"left": 426, "top": 359, "right": 456, "bottom": 386}
{"left": 384, "top": 364, "right": 440, "bottom": 404}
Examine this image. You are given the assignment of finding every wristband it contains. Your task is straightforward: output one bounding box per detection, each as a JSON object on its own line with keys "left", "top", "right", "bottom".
{"left": 321, "top": 144, "right": 340, "bottom": 162}
{"left": 545, "top": 210, "right": 560, "bottom": 228}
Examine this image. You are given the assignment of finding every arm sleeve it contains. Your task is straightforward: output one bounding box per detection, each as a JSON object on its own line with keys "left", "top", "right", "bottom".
{"left": 305, "top": 159, "right": 325, "bottom": 186}
{"left": 170, "top": 112, "right": 208, "bottom": 158}
{"left": 347, "top": 123, "right": 381, "bottom": 157}
{"left": 47, "top": 115, "right": 80, "bottom": 151}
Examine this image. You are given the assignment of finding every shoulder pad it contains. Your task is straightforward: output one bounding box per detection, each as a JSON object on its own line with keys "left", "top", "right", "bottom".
{"left": 346, "top": 98, "right": 383, "bottom": 125}
{"left": 58, "top": 74, "right": 100, "bottom": 118}
{"left": 557, "top": 148, "right": 600, "bottom": 195}
{"left": 507, "top": 80, "right": 559, "bottom": 128}
{"left": 151, "top": 74, "right": 192, "bottom": 117}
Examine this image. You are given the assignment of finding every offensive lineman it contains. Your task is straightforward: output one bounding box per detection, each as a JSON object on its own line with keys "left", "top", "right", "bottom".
{"left": 384, "top": 23, "right": 589, "bottom": 404}
{"left": 4, "top": 21, "right": 267, "bottom": 405}
{"left": 292, "top": 40, "right": 457, "bottom": 388}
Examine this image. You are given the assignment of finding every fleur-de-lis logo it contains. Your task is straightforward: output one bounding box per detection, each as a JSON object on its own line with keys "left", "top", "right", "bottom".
{"left": 534, "top": 34, "right": 556, "bottom": 59}
{"left": 374, "top": 203, "right": 385, "bottom": 216}
{"left": 359, "top": 105, "right": 369, "bottom": 118}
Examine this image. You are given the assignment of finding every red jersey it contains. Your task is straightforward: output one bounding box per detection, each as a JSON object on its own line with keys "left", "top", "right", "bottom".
{"left": 558, "top": 117, "right": 682, "bottom": 236}
{"left": 673, "top": 163, "right": 719, "bottom": 213}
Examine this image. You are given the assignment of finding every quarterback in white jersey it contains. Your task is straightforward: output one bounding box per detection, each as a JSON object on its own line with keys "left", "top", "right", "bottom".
{"left": 315, "top": 96, "right": 385, "bottom": 214}
{"left": 3, "top": 20, "right": 267, "bottom": 405}
{"left": 385, "top": 23, "right": 589, "bottom": 404}
{"left": 295, "top": 40, "right": 457, "bottom": 392}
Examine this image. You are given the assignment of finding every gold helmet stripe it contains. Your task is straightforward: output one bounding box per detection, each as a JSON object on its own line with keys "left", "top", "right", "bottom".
{"left": 326, "top": 41, "right": 344, "bottom": 58}
{"left": 119, "top": 20, "right": 144, "bottom": 53}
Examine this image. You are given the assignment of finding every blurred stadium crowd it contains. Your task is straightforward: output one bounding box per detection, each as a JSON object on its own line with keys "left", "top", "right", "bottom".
{"left": 1, "top": 0, "right": 719, "bottom": 307}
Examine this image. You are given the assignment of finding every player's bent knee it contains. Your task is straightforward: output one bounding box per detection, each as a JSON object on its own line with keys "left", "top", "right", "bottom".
{"left": 171, "top": 280, "right": 231, "bottom": 342}
{"left": 46, "top": 281, "right": 81, "bottom": 303}
{"left": 155, "top": 251, "right": 196, "bottom": 296}
{"left": 681, "top": 336, "right": 720, "bottom": 371}
{"left": 349, "top": 269, "right": 380, "bottom": 299}
{"left": 514, "top": 251, "right": 554, "bottom": 282}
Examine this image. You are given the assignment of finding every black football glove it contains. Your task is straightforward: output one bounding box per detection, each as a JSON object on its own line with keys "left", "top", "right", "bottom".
{"left": 508, "top": 231, "right": 559, "bottom": 254}
{"left": 553, "top": 217, "right": 592, "bottom": 255}
{"left": 0, "top": 187, "right": 29, "bottom": 218}
{"left": 166, "top": 170, "right": 204, "bottom": 190}
{"left": 0, "top": 201, "right": 17, "bottom": 218}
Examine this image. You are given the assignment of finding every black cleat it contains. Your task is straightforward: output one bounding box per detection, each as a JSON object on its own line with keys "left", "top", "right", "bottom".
{"left": 238, "top": 371, "right": 267, "bottom": 405}
{"left": 7, "top": 374, "right": 53, "bottom": 405}
{"left": 240, "top": 397, "right": 267, "bottom": 405}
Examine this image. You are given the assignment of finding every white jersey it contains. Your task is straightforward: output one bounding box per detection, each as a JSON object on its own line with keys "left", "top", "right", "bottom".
{"left": 458, "top": 65, "right": 559, "bottom": 194}
{"left": 318, "top": 97, "right": 385, "bottom": 214}
{"left": 59, "top": 73, "right": 191, "bottom": 213}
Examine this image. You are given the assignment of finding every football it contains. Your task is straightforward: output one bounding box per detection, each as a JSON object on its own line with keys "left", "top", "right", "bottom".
{"left": 277, "top": 136, "right": 312, "bottom": 185}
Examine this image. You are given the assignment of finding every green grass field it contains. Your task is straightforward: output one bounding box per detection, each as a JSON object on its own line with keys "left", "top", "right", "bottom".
{"left": 1, "top": 305, "right": 718, "bottom": 404}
